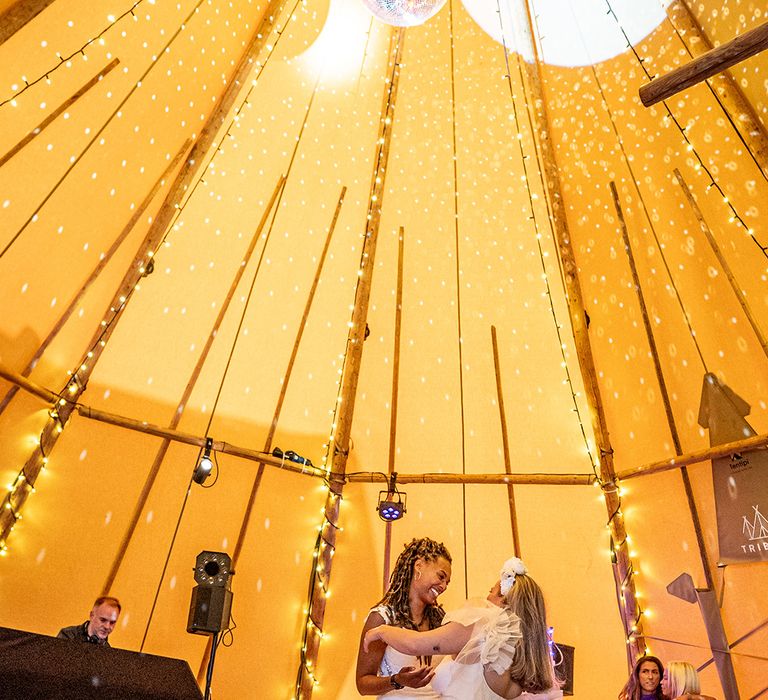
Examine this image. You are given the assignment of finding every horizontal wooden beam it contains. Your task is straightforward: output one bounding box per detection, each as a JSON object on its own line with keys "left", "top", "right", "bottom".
{"left": 74, "top": 403, "right": 327, "bottom": 479}
{"left": 0, "top": 363, "right": 58, "bottom": 404}
{"left": 616, "top": 432, "right": 768, "bottom": 480}
{"left": 639, "top": 19, "right": 768, "bottom": 106}
{"left": 3, "top": 362, "right": 767, "bottom": 487}
{"left": 0, "top": 362, "right": 326, "bottom": 480}
{"left": 346, "top": 472, "right": 595, "bottom": 485}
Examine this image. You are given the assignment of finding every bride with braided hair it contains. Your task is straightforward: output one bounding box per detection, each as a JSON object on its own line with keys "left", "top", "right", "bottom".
{"left": 364, "top": 557, "right": 563, "bottom": 700}
{"left": 356, "top": 537, "right": 452, "bottom": 698}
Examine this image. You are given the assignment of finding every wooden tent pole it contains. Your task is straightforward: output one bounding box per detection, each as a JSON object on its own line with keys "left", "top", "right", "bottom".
{"left": 0, "top": 137, "right": 192, "bottom": 417}
{"left": 639, "top": 19, "right": 768, "bottom": 107}
{"left": 610, "top": 181, "right": 715, "bottom": 590}
{"left": 0, "top": 0, "right": 55, "bottom": 45}
{"left": 0, "top": 59, "right": 120, "bottom": 168}
{"left": 515, "top": 0, "right": 646, "bottom": 660}
{"left": 491, "top": 326, "right": 522, "bottom": 556}
{"left": 673, "top": 167, "right": 768, "bottom": 359}
{"left": 296, "top": 27, "right": 406, "bottom": 699}
{"left": 195, "top": 184, "right": 345, "bottom": 686}
{"left": 101, "top": 175, "right": 286, "bottom": 595}
{"left": 664, "top": 1, "right": 768, "bottom": 178}
{"left": 0, "top": 0, "right": 296, "bottom": 553}
{"left": 230, "top": 185, "right": 348, "bottom": 567}
{"left": 383, "top": 226, "right": 406, "bottom": 591}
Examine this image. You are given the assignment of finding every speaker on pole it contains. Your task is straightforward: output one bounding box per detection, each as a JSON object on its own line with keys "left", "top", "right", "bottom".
{"left": 187, "top": 551, "right": 233, "bottom": 635}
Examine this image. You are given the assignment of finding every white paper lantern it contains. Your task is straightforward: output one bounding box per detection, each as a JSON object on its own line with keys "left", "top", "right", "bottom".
{"left": 361, "top": 0, "right": 447, "bottom": 27}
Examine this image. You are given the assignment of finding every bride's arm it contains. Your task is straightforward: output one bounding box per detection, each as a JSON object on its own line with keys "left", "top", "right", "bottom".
{"left": 364, "top": 621, "right": 472, "bottom": 657}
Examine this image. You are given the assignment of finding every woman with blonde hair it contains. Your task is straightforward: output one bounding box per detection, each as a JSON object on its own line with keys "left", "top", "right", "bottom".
{"left": 661, "top": 661, "right": 716, "bottom": 700}
{"left": 364, "top": 557, "right": 562, "bottom": 699}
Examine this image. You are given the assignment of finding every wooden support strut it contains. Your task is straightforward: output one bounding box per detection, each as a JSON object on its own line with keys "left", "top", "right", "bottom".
{"left": 0, "top": 0, "right": 296, "bottom": 553}
{"left": 491, "top": 326, "right": 522, "bottom": 556}
{"left": 382, "top": 226, "right": 406, "bottom": 591}
{"left": 515, "top": 0, "right": 646, "bottom": 661}
{"left": 101, "top": 174, "right": 286, "bottom": 597}
{"left": 639, "top": 18, "right": 768, "bottom": 107}
{"left": 196, "top": 184, "right": 345, "bottom": 686}
{"left": 610, "top": 180, "right": 715, "bottom": 591}
{"left": 0, "top": 137, "right": 192, "bottom": 418}
{"left": 296, "top": 27, "right": 406, "bottom": 700}
{"left": 673, "top": 167, "right": 768, "bottom": 360}
{"left": 664, "top": 0, "right": 768, "bottom": 179}
{"left": 0, "top": 58, "right": 121, "bottom": 168}
{"left": 0, "top": 0, "right": 56, "bottom": 45}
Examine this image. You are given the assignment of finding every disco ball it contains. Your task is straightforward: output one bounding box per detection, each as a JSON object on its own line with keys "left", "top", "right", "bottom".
{"left": 360, "top": 0, "right": 447, "bottom": 27}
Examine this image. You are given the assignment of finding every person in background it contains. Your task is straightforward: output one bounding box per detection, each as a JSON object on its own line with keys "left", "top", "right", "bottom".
{"left": 356, "top": 537, "right": 452, "bottom": 698}
{"left": 57, "top": 596, "right": 121, "bottom": 647}
{"left": 661, "top": 661, "right": 716, "bottom": 700}
{"left": 618, "top": 654, "right": 666, "bottom": 700}
{"left": 364, "top": 557, "right": 563, "bottom": 700}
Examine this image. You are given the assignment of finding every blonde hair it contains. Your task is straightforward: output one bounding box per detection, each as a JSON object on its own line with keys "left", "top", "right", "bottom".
{"left": 666, "top": 661, "right": 700, "bottom": 697}
{"left": 502, "top": 574, "right": 557, "bottom": 692}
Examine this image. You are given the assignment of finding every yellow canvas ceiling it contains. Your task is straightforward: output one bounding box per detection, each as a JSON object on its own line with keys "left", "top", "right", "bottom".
{"left": 1, "top": 0, "right": 767, "bottom": 697}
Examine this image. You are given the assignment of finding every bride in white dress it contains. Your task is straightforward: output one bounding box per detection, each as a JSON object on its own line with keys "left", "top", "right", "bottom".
{"left": 364, "top": 557, "right": 563, "bottom": 700}
{"left": 356, "top": 538, "right": 452, "bottom": 698}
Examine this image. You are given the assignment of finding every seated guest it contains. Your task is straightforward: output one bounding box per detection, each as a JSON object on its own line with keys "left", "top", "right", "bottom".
{"left": 661, "top": 661, "right": 716, "bottom": 700}
{"left": 57, "top": 596, "right": 121, "bottom": 646}
{"left": 618, "top": 655, "right": 666, "bottom": 700}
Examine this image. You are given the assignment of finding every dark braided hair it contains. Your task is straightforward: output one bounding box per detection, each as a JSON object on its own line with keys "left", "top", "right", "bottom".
{"left": 378, "top": 537, "right": 451, "bottom": 631}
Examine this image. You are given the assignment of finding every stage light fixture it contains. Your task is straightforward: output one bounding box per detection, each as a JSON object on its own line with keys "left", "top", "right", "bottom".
{"left": 193, "top": 550, "right": 232, "bottom": 587}
{"left": 193, "top": 437, "right": 214, "bottom": 485}
{"left": 377, "top": 472, "right": 407, "bottom": 522}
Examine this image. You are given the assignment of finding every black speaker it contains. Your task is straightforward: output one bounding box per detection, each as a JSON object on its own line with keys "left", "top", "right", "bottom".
{"left": 187, "top": 585, "right": 232, "bottom": 635}
{"left": 553, "top": 642, "right": 575, "bottom": 696}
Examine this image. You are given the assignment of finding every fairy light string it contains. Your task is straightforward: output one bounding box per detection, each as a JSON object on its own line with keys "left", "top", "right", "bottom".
{"left": 0, "top": 0, "right": 303, "bottom": 555}
{"left": 294, "top": 27, "right": 406, "bottom": 697}
{"left": 603, "top": 0, "right": 767, "bottom": 260}
{"left": 145, "top": 0, "right": 307, "bottom": 257}
{"left": 496, "top": 0, "right": 600, "bottom": 481}
{"left": 564, "top": 0, "right": 710, "bottom": 375}
{"left": 0, "top": 0, "right": 212, "bottom": 260}
{"left": 0, "top": 0, "right": 148, "bottom": 108}
{"left": 517, "top": 0, "right": 648, "bottom": 655}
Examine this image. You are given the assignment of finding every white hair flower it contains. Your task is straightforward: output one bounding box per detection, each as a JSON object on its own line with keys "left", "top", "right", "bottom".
{"left": 499, "top": 557, "right": 527, "bottom": 596}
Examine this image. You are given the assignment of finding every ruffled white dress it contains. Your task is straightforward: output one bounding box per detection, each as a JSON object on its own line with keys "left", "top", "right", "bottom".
{"left": 431, "top": 600, "right": 563, "bottom": 700}
{"left": 369, "top": 605, "right": 440, "bottom": 700}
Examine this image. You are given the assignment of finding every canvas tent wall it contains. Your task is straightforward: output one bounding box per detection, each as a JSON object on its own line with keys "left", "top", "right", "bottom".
{"left": 1, "top": 0, "right": 767, "bottom": 697}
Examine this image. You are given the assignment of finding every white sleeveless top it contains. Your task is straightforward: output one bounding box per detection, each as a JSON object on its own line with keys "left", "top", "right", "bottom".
{"left": 369, "top": 605, "right": 439, "bottom": 700}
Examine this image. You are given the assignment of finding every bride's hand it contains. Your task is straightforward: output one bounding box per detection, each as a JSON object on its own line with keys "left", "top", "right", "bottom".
{"left": 397, "top": 665, "right": 435, "bottom": 688}
{"left": 363, "top": 625, "right": 385, "bottom": 652}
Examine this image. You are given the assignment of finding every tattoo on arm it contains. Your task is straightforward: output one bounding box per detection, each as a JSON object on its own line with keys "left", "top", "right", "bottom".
{"left": 432, "top": 644, "right": 441, "bottom": 652}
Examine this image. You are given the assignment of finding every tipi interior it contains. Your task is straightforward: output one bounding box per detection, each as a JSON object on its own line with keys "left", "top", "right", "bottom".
{"left": 1, "top": 0, "right": 767, "bottom": 697}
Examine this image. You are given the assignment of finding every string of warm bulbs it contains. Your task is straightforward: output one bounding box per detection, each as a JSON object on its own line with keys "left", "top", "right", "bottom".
{"left": 0, "top": 0, "right": 151, "bottom": 109}
{"left": 565, "top": 0, "right": 711, "bottom": 375}
{"left": 496, "top": 0, "right": 600, "bottom": 481}
{"left": 603, "top": 0, "right": 767, "bottom": 260}
{"left": 0, "top": 0, "right": 300, "bottom": 555}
